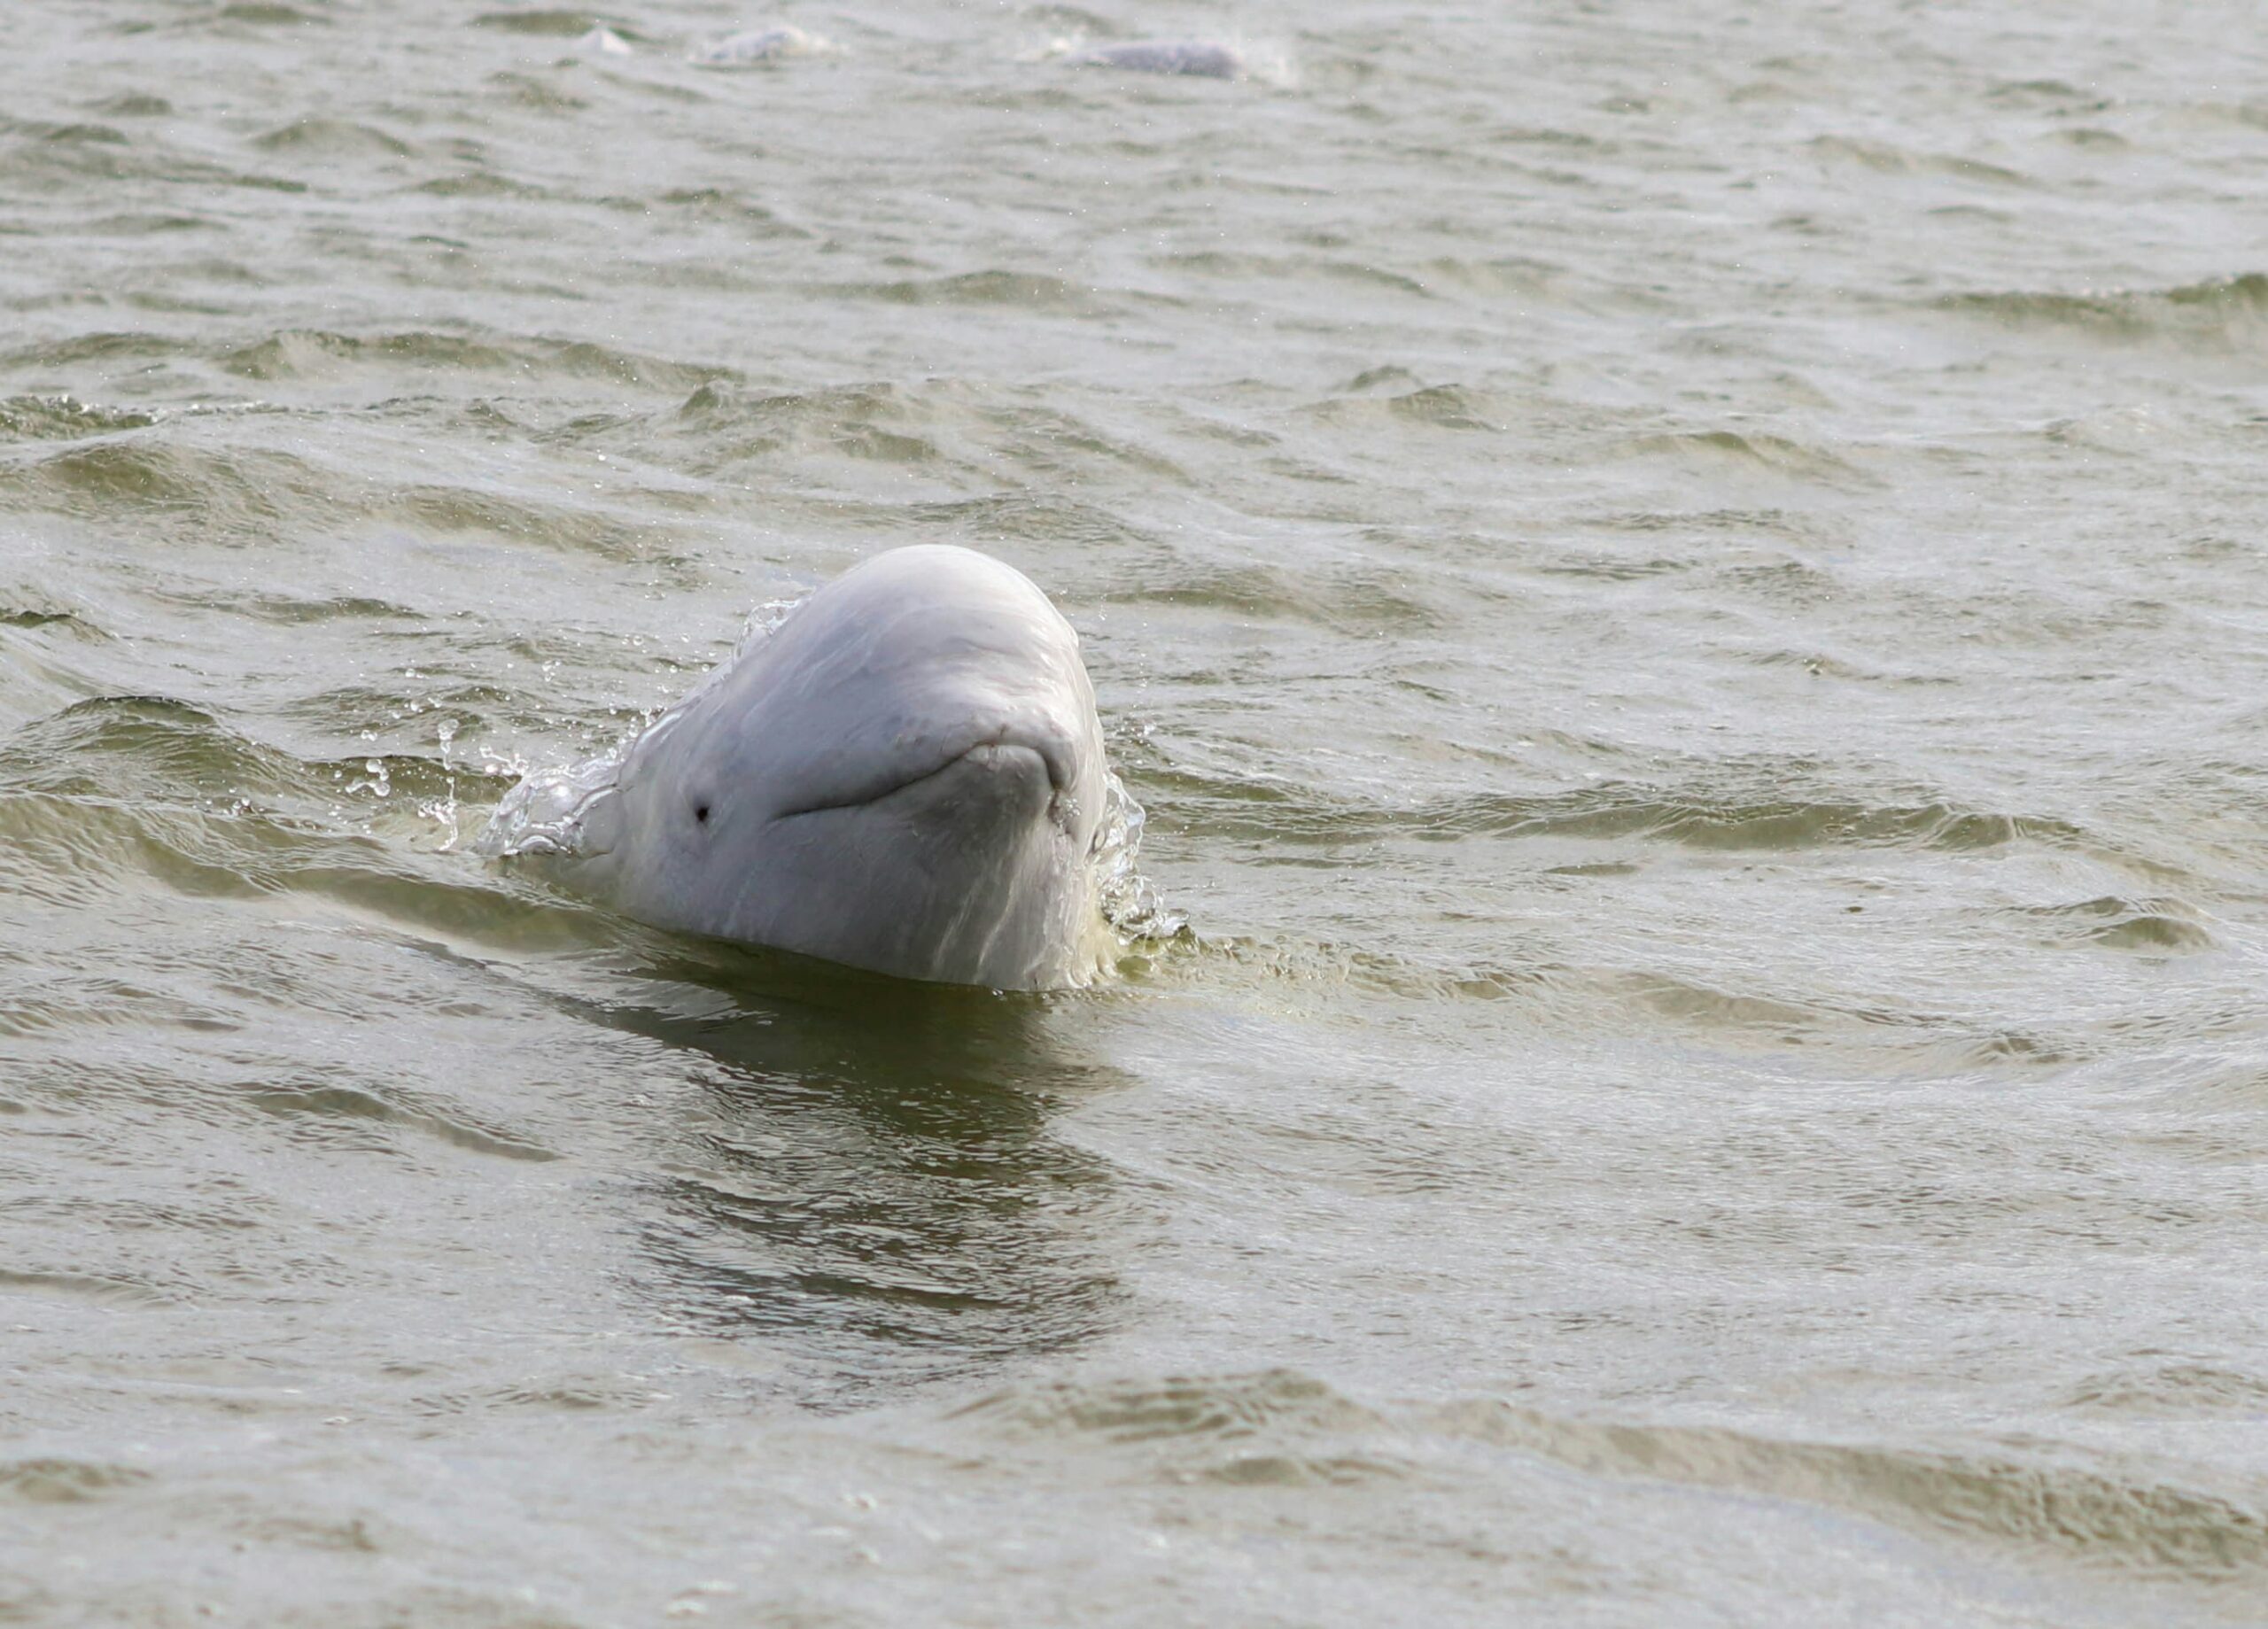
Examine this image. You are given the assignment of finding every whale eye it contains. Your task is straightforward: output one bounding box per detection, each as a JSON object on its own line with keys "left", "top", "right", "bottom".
{"left": 694, "top": 803, "right": 711, "bottom": 825}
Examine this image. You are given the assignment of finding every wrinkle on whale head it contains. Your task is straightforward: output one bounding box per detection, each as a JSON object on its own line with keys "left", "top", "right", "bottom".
{"left": 478, "top": 545, "right": 1140, "bottom": 991}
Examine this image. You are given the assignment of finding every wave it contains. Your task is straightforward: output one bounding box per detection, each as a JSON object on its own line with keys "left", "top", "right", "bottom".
{"left": 1107, "top": 560, "right": 1441, "bottom": 634}
{"left": 1938, "top": 274, "right": 2268, "bottom": 344}
{"left": 1145, "top": 764, "right": 2113, "bottom": 860}
{"left": 949, "top": 1367, "right": 2268, "bottom": 1579}
{"left": 0, "top": 394, "right": 163, "bottom": 439}
{"left": 1808, "top": 134, "right": 2036, "bottom": 188}
{"left": 953, "top": 1369, "right": 1403, "bottom": 1485}
{"left": 1442, "top": 1399, "right": 2268, "bottom": 1579}
{"left": 827, "top": 270, "right": 1111, "bottom": 316}
{"left": 469, "top": 8, "right": 618, "bottom": 36}
{"left": 0, "top": 423, "right": 687, "bottom": 562}
{"left": 220, "top": 327, "right": 726, "bottom": 390}
{"left": 1619, "top": 429, "right": 1876, "bottom": 490}
{"left": 2005, "top": 895, "right": 2218, "bottom": 954}
{"left": 0, "top": 695, "right": 553, "bottom": 924}
{"left": 669, "top": 378, "right": 1191, "bottom": 494}
{"left": 249, "top": 118, "right": 414, "bottom": 159}
{"left": 1302, "top": 384, "right": 1509, "bottom": 434}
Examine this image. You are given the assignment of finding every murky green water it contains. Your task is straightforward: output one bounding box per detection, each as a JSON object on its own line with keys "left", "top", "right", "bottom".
{"left": 6, "top": 3, "right": 2268, "bottom": 1624}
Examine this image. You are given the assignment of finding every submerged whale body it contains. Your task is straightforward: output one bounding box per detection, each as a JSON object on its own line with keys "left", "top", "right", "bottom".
{"left": 689, "top": 26, "right": 831, "bottom": 66}
{"left": 1076, "top": 41, "right": 1245, "bottom": 79}
{"left": 482, "top": 546, "right": 1116, "bottom": 990}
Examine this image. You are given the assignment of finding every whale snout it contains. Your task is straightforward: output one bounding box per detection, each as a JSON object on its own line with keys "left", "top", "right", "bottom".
{"left": 772, "top": 709, "right": 1085, "bottom": 822}
{"left": 917, "top": 741, "right": 1060, "bottom": 826}
{"left": 737, "top": 732, "right": 1098, "bottom": 986}
{"left": 796, "top": 737, "right": 1055, "bottom": 818}
{"left": 978, "top": 712, "right": 1085, "bottom": 799}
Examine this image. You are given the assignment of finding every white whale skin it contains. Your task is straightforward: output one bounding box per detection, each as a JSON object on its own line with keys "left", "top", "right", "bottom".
{"left": 530, "top": 545, "right": 1114, "bottom": 990}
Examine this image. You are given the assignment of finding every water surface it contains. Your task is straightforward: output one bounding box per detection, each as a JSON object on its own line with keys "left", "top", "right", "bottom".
{"left": 5, "top": 2, "right": 2268, "bottom": 1624}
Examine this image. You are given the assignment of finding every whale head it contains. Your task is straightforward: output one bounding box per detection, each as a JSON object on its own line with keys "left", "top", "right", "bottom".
{"left": 555, "top": 545, "right": 1113, "bottom": 989}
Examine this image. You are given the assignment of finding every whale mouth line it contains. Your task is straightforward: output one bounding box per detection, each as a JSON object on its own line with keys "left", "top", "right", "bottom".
{"left": 775, "top": 741, "right": 1060, "bottom": 820}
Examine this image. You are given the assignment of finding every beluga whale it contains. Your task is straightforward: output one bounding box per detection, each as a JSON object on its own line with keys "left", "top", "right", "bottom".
{"left": 1076, "top": 41, "right": 1246, "bottom": 79}
{"left": 478, "top": 545, "right": 1135, "bottom": 991}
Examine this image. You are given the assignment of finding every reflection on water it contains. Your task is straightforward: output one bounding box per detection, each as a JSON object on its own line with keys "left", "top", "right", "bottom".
{"left": 585, "top": 947, "right": 1132, "bottom": 1401}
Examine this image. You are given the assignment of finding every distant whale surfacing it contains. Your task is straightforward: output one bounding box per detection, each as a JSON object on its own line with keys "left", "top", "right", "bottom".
{"left": 478, "top": 546, "right": 1138, "bottom": 990}
{"left": 689, "top": 26, "right": 832, "bottom": 66}
{"left": 1076, "top": 41, "right": 1246, "bottom": 79}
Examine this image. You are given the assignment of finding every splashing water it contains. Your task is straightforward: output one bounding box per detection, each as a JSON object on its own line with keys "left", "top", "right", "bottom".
{"left": 1091, "top": 769, "right": 1183, "bottom": 941}
{"left": 472, "top": 742, "right": 628, "bottom": 861}
{"left": 476, "top": 598, "right": 809, "bottom": 862}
